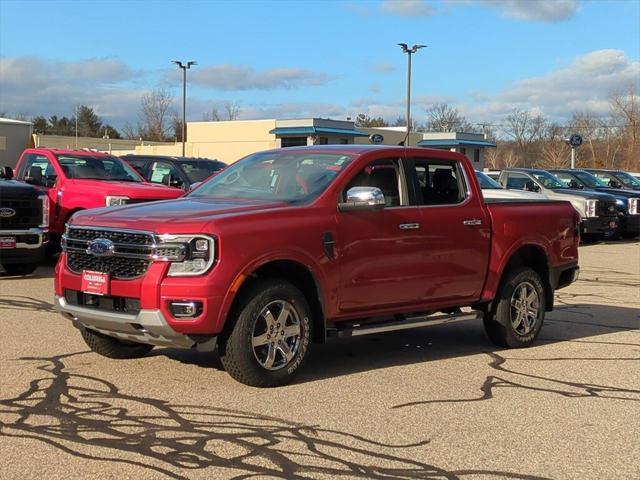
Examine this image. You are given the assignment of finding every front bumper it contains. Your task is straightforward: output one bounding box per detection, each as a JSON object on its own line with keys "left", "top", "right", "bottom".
{"left": 55, "top": 295, "right": 197, "bottom": 348}
{"left": 581, "top": 216, "right": 618, "bottom": 234}
{"left": 0, "top": 228, "right": 47, "bottom": 265}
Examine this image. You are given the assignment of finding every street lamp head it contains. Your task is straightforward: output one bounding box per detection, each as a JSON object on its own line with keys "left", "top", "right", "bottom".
{"left": 411, "top": 44, "right": 427, "bottom": 53}
{"left": 397, "top": 43, "right": 409, "bottom": 53}
{"left": 172, "top": 60, "right": 184, "bottom": 68}
{"left": 187, "top": 61, "right": 197, "bottom": 68}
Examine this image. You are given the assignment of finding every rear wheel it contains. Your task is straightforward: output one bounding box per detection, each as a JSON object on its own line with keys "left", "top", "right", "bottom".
{"left": 483, "top": 267, "right": 546, "bottom": 348}
{"left": 219, "top": 279, "right": 312, "bottom": 387}
{"left": 2, "top": 263, "right": 38, "bottom": 276}
{"left": 80, "top": 327, "right": 154, "bottom": 359}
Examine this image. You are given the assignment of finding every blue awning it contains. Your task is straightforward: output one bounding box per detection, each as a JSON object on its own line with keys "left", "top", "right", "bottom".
{"left": 269, "top": 126, "right": 369, "bottom": 137}
{"left": 417, "top": 139, "right": 496, "bottom": 148}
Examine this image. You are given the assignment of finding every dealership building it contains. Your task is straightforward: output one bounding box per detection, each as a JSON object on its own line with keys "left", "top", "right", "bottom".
{"left": 132, "top": 117, "right": 495, "bottom": 170}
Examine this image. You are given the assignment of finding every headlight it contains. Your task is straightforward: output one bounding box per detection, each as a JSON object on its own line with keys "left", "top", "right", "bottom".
{"left": 38, "top": 194, "right": 49, "bottom": 228}
{"left": 629, "top": 198, "right": 639, "bottom": 215}
{"left": 156, "top": 234, "right": 216, "bottom": 277}
{"left": 615, "top": 199, "right": 625, "bottom": 206}
{"left": 105, "top": 196, "right": 129, "bottom": 207}
{"left": 585, "top": 199, "right": 597, "bottom": 218}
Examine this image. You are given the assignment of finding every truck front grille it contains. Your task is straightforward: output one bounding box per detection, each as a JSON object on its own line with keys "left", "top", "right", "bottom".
{"left": 0, "top": 197, "right": 42, "bottom": 230}
{"left": 596, "top": 200, "right": 618, "bottom": 217}
{"left": 63, "top": 227, "right": 156, "bottom": 279}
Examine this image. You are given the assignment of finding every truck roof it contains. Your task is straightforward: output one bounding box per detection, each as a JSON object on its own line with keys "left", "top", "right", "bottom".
{"left": 24, "top": 148, "right": 113, "bottom": 157}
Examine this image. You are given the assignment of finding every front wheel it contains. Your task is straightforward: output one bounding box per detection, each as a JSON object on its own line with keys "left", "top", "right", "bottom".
{"left": 219, "top": 279, "right": 312, "bottom": 387}
{"left": 483, "top": 267, "right": 546, "bottom": 348}
{"left": 81, "top": 327, "right": 154, "bottom": 359}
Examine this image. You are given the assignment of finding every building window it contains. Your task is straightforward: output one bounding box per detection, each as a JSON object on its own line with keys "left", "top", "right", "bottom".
{"left": 339, "top": 138, "right": 349, "bottom": 144}
{"left": 319, "top": 137, "right": 329, "bottom": 145}
{"left": 281, "top": 137, "right": 307, "bottom": 148}
{"left": 473, "top": 149, "right": 480, "bottom": 162}
{"left": 460, "top": 147, "right": 466, "bottom": 155}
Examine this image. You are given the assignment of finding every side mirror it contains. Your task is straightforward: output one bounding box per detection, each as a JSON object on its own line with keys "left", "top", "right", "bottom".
{"left": 0, "top": 166, "right": 13, "bottom": 179}
{"left": 609, "top": 180, "right": 622, "bottom": 189}
{"left": 188, "top": 181, "right": 202, "bottom": 192}
{"left": 338, "top": 186, "right": 385, "bottom": 212}
{"left": 568, "top": 179, "right": 582, "bottom": 189}
{"left": 25, "top": 166, "right": 43, "bottom": 186}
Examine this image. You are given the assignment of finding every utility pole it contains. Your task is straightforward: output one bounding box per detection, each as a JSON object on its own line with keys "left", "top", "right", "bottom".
{"left": 172, "top": 60, "right": 197, "bottom": 157}
{"left": 398, "top": 43, "right": 426, "bottom": 146}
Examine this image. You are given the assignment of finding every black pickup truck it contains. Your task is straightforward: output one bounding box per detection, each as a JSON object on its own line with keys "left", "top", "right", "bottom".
{"left": 0, "top": 166, "right": 48, "bottom": 275}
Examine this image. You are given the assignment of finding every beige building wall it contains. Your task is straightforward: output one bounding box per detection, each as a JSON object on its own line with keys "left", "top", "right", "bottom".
{"left": 137, "top": 119, "right": 279, "bottom": 164}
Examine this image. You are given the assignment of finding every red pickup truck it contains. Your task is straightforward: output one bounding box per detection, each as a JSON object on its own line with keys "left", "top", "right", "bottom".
{"left": 54, "top": 146, "right": 580, "bottom": 387}
{"left": 12, "top": 148, "right": 183, "bottom": 245}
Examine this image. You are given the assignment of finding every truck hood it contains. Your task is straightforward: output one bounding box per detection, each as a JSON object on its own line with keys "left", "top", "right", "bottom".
{"left": 550, "top": 188, "right": 616, "bottom": 201}
{"left": 592, "top": 187, "right": 640, "bottom": 199}
{"left": 63, "top": 179, "right": 182, "bottom": 200}
{"left": 481, "top": 188, "right": 547, "bottom": 200}
{"left": 70, "top": 197, "right": 289, "bottom": 233}
{"left": 0, "top": 180, "right": 42, "bottom": 198}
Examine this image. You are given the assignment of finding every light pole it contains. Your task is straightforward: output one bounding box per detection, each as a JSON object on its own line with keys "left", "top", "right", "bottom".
{"left": 172, "top": 60, "right": 197, "bottom": 157}
{"left": 397, "top": 43, "right": 426, "bottom": 146}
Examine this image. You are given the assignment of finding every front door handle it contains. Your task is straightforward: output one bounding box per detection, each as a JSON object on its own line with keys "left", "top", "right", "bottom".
{"left": 399, "top": 223, "right": 421, "bottom": 230}
{"left": 463, "top": 219, "right": 483, "bottom": 226}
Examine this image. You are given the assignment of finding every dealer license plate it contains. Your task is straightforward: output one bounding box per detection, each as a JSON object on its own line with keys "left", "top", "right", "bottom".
{"left": 81, "top": 270, "right": 110, "bottom": 296}
{"left": 0, "top": 236, "right": 16, "bottom": 249}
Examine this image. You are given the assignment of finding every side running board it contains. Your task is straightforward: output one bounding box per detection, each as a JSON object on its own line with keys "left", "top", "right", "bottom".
{"left": 327, "top": 311, "right": 482, "bottom": 338}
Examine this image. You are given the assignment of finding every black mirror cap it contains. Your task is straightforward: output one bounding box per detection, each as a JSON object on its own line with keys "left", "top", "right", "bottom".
{"left": 0, "top": 166, "right": 14, "bottom": 179}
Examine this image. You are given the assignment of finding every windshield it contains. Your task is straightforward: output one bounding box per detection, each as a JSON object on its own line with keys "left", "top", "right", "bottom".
{"left": 58, "top": 155, "right": 142, "bottom": 182}
{"left": 179, "top": 160, "right": 226, "bottom": 183}
{"left": 475, "top": 171, "right": 502, "bottom": 189}
{"left": 572, "top": 171, "right": 607, "bottom": 188}
{"left": 615, "top": 171, "right": 640, "bottom": 187}
{"left": 189, "top": 151, "right": 355, "bottom": 202}
{"left": 532, "top": 171, "right": 566, "bottom": 189}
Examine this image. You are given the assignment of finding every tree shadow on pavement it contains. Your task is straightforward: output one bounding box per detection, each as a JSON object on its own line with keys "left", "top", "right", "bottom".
{"left": 0, "top": 351, "right": 548, "bottom": 480}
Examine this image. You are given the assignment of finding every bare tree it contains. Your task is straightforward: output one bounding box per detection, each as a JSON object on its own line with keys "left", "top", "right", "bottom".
{"left": 425, "top": 103, "right": 474, "bottom": 132}
{"left": 501, "top": 148, "right": 520, "bottom": 169}
{"left": 139, "top": 89, "right": 175, "bottom": 141}
{"left": 502, "top": 109, "right": 546, "bottom": 167}
{"left": 610, "top": 85, "right": 639, "bottom": 171}
{"left": 536, "top": 123, "right": 571, "bottom": 169}
{"left": 224, "top": 101, "right": 241, "bottom": 121}
{"left": 485, "top": 147, "right": 500, "bottom": 170}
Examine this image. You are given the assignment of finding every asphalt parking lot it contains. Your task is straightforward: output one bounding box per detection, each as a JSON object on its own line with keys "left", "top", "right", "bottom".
{"left": 0, "top": 241, "right": 638, "bottom": 480}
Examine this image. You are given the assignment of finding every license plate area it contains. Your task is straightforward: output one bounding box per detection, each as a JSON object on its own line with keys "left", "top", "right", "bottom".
{"left": 0, "top": 236, "right": 16, "bottom": 249}
{"left": 81, "top": 270, "right": 110, "bottom": 296}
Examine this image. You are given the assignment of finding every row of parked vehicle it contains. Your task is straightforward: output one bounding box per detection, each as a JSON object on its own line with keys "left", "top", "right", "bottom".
{"left": 479, "top": 167, "right": 640, "bottom": 240}
{"left": 1, "top": 147, "right": 638, "bottom": 278}
{"left": 0, "top": 148, "right": 226, "bottom": 274}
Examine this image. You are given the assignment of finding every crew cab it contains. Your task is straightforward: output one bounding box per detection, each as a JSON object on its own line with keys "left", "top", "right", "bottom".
{"left": 13, "top": 148, "right": 184, "bottom": 245}
{"left": 475, "top": 171, "right": 548, "bottom": 201}
{"left": 584, "top": 169, "right": 640, "bottom": 191}
{"left": 549, "top": 169, "right": 639, "bottom": 239}
{"left": 0, "top": 166, "right": 48, "bottom": 275}
{"left": 54, "top": 146, "right": 580, "bottom": 387}
{"left": 121, "top": 155, "right": 227, "bottom": 191}
{"left": 499, "top": 168, "right": 619, "bottom": 239}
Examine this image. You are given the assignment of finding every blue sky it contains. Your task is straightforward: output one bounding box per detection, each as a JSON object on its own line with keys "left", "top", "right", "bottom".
{"left": 1, "top": 0, "right": 638, "bottom": 128}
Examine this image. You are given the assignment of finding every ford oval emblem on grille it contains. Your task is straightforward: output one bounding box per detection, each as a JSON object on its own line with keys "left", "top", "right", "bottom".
{"left": 0, "top": 207, "right": 16, "bottom": 218}
{"left": 86, "top": 238, "right": 115, "bottom": 257}
{"left": 608, "top": 205, "right": 615, "bottom": 212}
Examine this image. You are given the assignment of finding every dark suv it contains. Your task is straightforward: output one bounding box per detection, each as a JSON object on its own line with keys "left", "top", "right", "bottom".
{"left": 0, "top": 166, "right": 48, "bottom": 275}
{"left": 585, "top": 169, "right": 640, "bottom": 191}
{"left": 550, "top": 169, "right": 639, "bottom": 238}
{"left": 121, "top": 155, "right": 226, "bottom": 191}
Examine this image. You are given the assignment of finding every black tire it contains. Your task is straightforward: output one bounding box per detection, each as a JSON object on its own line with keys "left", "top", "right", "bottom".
{"left": 2, "top": 263, "right": 38, "bottom": 276}
{"left": 219, "top": 279, "right": 312, "bottom": 387}
{"left": 483, "top": 267, "right": 546, "bottom": 348}
{"left": 580, "top": 233, "right": 600, "bottom": 244}
{"left": 80, "top": 327, "right": 154, "bottom": 359}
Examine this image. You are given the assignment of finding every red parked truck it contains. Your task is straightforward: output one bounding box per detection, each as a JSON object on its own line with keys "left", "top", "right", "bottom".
{"left": 11, "top": 148, "right": 183, "bottom": 246}
{"left": 54, "top": 146, "right": 580, "bottom": 387}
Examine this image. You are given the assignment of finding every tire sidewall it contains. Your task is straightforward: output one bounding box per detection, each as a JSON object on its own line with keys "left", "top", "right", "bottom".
{"left": 496, "top": 268, "right": 546, "bottom": 347}
{"left": 228, "top": 281, "right": 312, "bottom": 385}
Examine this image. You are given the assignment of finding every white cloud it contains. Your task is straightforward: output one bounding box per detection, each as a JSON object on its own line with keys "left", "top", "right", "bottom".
{"left": 379, "top": 0, "right": 436, "bottom": 17}
{"left": 480, "top": 0, "right": 579, "bottom": 23}
{"left": 369, "top": 62, "right": 395, "bottom": 74}
{"left": 190, "top": 65, "right": 335, "bottom": 91}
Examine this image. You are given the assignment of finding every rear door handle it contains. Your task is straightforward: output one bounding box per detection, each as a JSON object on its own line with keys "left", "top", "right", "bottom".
{"left": 463, "top": 219, "right": 483, "bottom": 226}
{"left": 399, "top": 223, "right": 421, "bottom": 230}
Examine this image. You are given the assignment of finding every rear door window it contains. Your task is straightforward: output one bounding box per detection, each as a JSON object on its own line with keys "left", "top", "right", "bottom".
{"left": 409, "top": 159, "right": 466, "bottom": 205}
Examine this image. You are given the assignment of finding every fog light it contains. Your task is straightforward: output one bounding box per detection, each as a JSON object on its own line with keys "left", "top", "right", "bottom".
{"left": 169, "top": 301, "right": 203, "bottom": 319}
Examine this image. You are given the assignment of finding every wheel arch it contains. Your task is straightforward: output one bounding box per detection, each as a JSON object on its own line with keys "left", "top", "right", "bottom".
{"left": 222, "top": 259, "right": 327, "bottom": 344}
{"left": 494, "top": 244, "right": 553, "bottom": 312}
